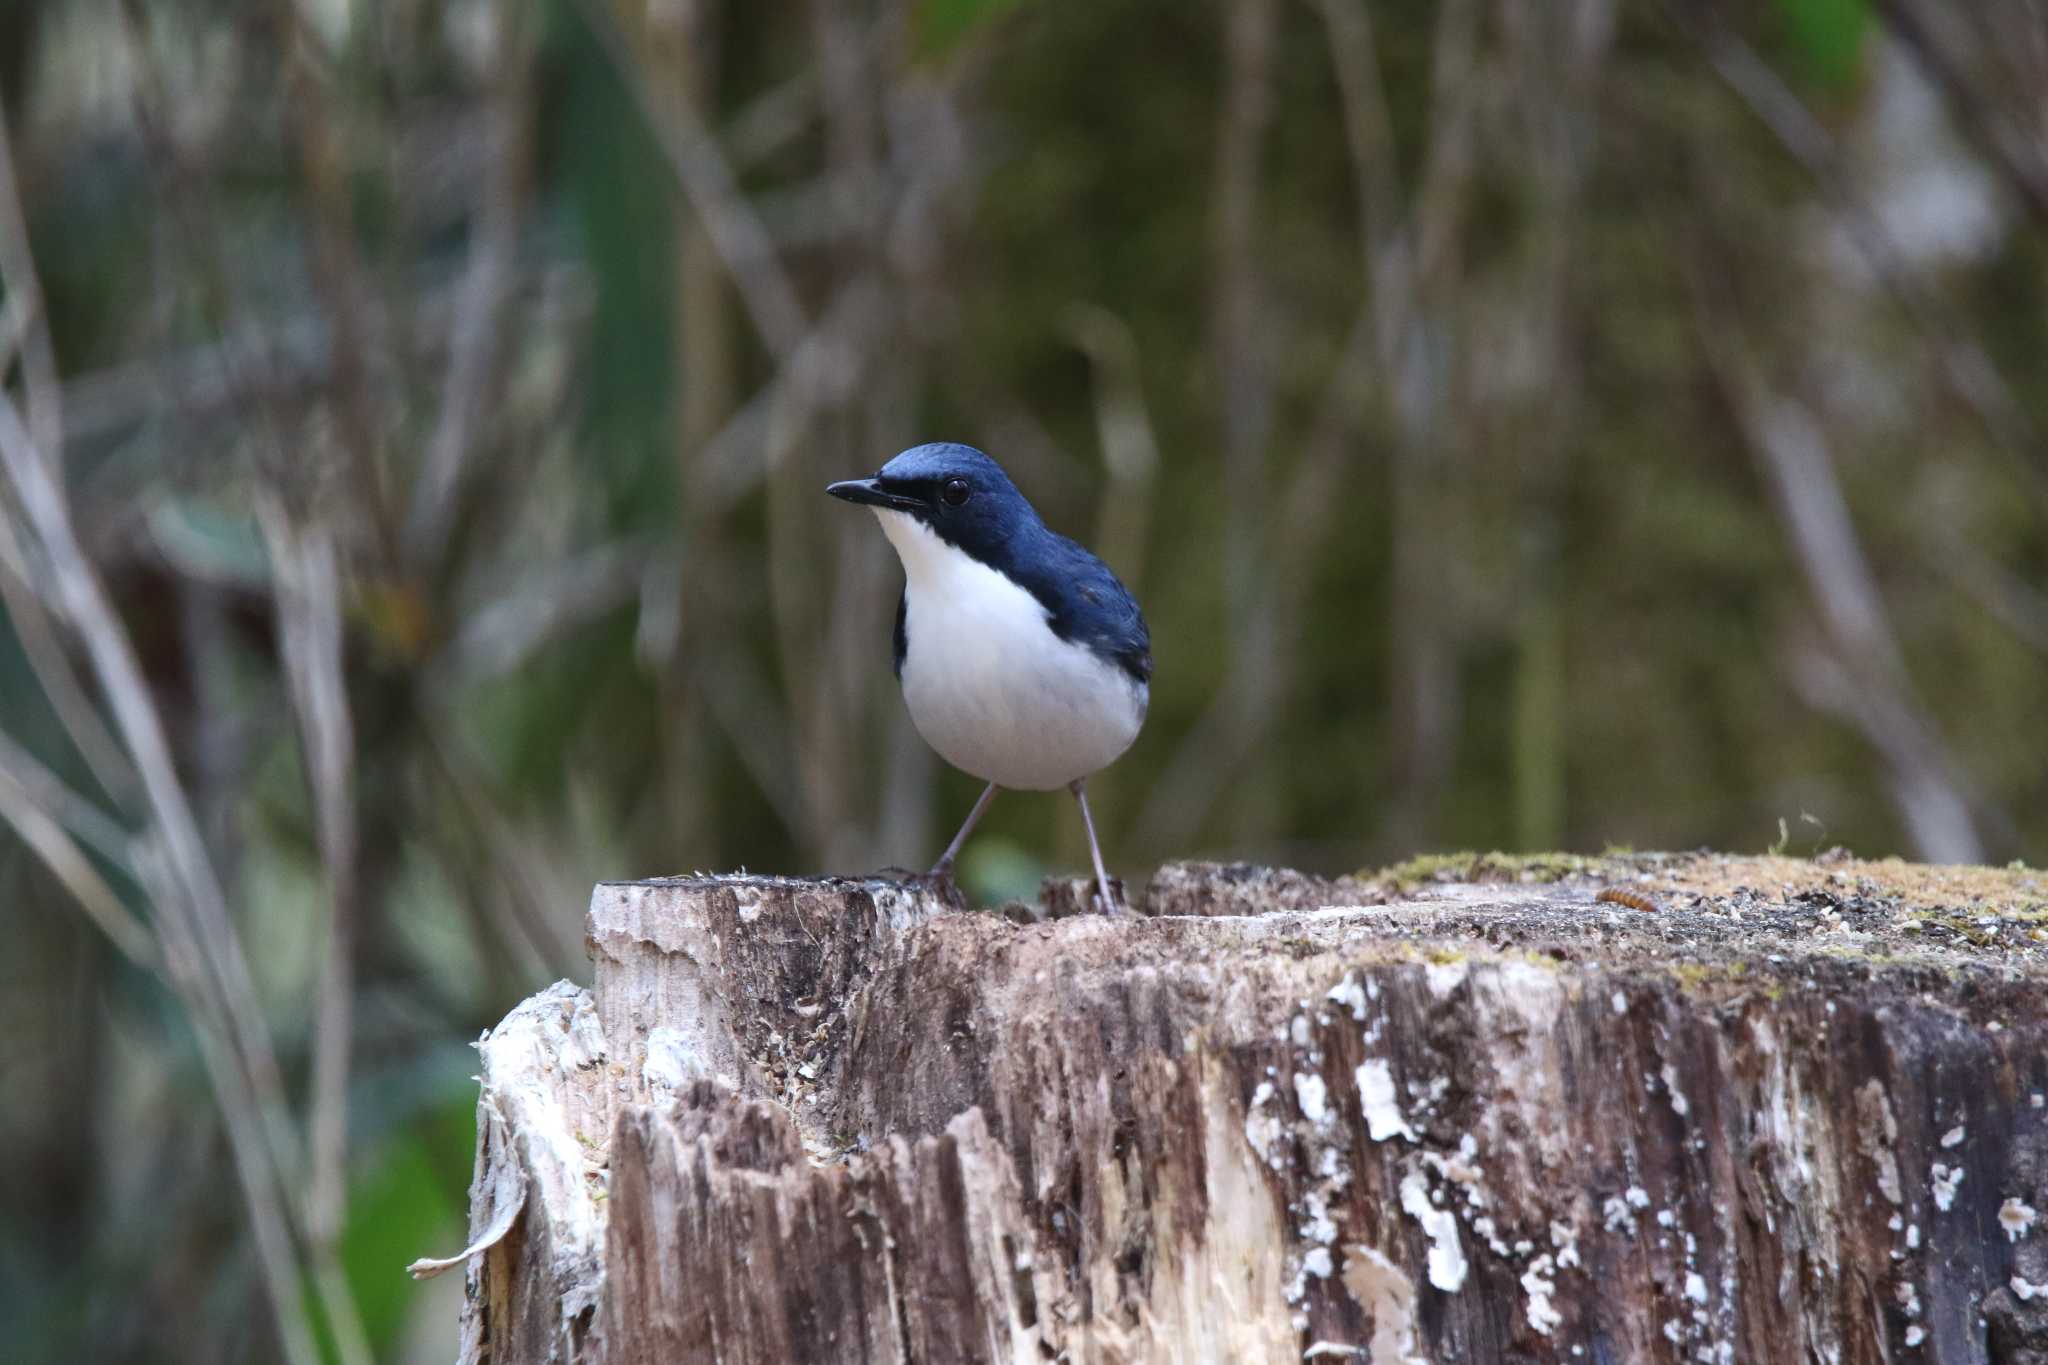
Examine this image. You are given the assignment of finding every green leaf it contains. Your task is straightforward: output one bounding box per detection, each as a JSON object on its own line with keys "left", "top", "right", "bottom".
{"left": 1778, "top": 0, "right": 1869, "bottom": 88}
{"left": 918, "top": 0, "right": 1028, "bottom": 57}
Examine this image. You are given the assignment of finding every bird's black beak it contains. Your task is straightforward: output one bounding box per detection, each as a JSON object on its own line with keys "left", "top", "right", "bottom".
{"left": 826, "top": 477, "right": 923, "bottom": 512}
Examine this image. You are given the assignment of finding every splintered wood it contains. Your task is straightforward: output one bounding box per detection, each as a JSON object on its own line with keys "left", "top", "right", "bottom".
{"left": 427, "top": 857, "right": 2048, "bottom": 1363}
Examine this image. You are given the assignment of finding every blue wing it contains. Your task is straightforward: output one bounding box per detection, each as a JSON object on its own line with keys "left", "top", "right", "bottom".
{"left": 1014, "top": 532, "right": 1152, "bottom": 686}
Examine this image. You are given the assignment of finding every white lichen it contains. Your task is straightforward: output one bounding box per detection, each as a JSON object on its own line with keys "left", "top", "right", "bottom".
{"left": 1685, "top": 1272, "right": 1708, "bottom": 1305}
{"left": 2014, "top": 1276, "right": 2048, "bottom": 1302}
{"left": 1521, "top": 1254, "right": 1563, "bottom": 1335}
{"left": 1424, "top": 959, "right": 1469, "bottom": 998}
{"left": 1295, "top": 1072, "right": 1331, "bottom": 1126}
{"left": 1904, "top": 1325, "right": 1925, "bottom": 1348}
{"left": 1399, "top": 1170, "right": 1467, "bottom": 1292}
{"left": 1326, "top": 974, "right": 1369, "bottom": 1021}
{"left": 1302, "top": 1191, "right": 1338, "bottom": 1247}
{"left": 1940, "top": 1125, "right": 1966, "bottom": 1149}
{"left": 1930, "top": 1163, "right": 1964, "bottom": 1212}
{"left": 1661, "top": 1064, "right": 1690, "bottom": 1118}
{"left": 1999, "top": 1197, "right": 2038, "bottom": 1242}
{"left": 1357, "top": 1060, "right": 1417, "bottom": 1143}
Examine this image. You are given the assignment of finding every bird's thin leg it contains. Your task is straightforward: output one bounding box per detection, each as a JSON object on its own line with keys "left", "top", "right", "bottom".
{"left": 1070, "top": 779, "right": 1119, "bottom": 915}
{"left": 931, "top": 782, "right": 999, "bottom": 877}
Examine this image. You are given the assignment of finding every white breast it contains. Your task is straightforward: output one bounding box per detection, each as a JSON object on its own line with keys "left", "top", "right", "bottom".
{"left": 876, "top": 510, "right": 1147, "bottom": 791}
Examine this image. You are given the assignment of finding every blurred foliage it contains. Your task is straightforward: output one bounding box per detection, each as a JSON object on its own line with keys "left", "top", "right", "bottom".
{"left": 0, "top": 0, "right": 2044, "bottom": 1360}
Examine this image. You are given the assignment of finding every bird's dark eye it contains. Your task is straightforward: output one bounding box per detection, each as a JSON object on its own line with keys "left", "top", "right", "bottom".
{"left": 941, "top": 478, "right": 971, "bottom": 507}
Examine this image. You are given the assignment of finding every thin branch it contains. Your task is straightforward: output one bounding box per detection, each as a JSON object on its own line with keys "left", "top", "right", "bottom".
{"left": 258, "top": 499, "right": 371, "bottom": 1365}
{"left": 0, "top": 102, "right": 318, "bottom": 1365}
{"left": 0, "top": 724, "right": 134, "bottom": 866}
{"left": 569, "top": 0, "right": 808, "bottom": 358}
{"left": 1691, "top": 271, "right": 1986, "bottom": 863}
{"left": 1920, "top": 524, "right": 2048, "bottom": 656}
{"left": 0, "top": 522, "right": 143, "bottom": 803}
{"left": 1875, "top": 0, "right": 2048, "bottom": 225}
{"left": 405, "top": 14, "right": 535, "bottom": 563}
{"left": 1696, "top": 21, "right": 2048, "bottom": 515}
{"left": 277, "top": 3, "right": 397, "bottom": 565}
{"left": 0, "top": 753, "right": 154, "bottom": 967}
{"left": 441, "top": 540, "right": 654, "bottom": 682}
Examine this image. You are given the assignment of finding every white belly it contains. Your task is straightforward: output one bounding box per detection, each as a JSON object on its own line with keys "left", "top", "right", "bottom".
{"left": 879, "top": 511, "right": 1147, "bottom": 790}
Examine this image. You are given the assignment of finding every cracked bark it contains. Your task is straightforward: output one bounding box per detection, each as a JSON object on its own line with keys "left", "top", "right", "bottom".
{"left": 421, "top": 855, "right": 2048, "bottom": 1364}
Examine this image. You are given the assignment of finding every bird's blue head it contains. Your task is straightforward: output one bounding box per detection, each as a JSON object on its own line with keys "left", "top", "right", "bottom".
{"left": 825, "top": 442, "right": 1042, "bottom": 559}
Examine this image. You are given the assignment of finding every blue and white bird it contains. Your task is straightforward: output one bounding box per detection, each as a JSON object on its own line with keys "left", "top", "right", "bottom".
{"left": 827, "top": 442, "right": 1151, "bottom": 914}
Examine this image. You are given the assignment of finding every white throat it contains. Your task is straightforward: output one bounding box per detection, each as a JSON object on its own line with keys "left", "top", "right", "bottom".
{"left": 873, "top": 509, "right": 1146, "bottom": 791}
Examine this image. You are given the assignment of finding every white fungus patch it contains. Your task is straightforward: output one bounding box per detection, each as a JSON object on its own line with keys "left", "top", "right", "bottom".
{"left": 1685, "top": 1272, "right": 1708, "bottom": 1305}
{"left": 1905, "top": 1325, "right": 1925, "bottom": 1348}
{"left": 1295, "top": 1073, "right": 1332, "bottom": 1126}
{"left": 1399, "top": 1170, "right": 1468, "bottom": 1292}
{"left": 1550, "top": 1220, "right": 1581, "bottom": 1269}
{"left": 1999, "top": 1197, "right": 2038, "bottom": 1242}
{"left": 1424, "top": 959, "right": 1469, "bottom": 999}
{"left": 2014, "top": 1276, "right": 2048, "bottom": 1301}
{"left": 1930, "top": 1163, "right": 1964, "bottom": 1212}
{"left": 1603, "top": 1194, "right": 1637, "bottom": 1234}
{"left": 1896, "top": 1278, "right": 1921, "bottom": 1319}
{"left": 1661, "top": 1064, "right": 1690, "bottom": 1118}
{"left": 1421, "top": 1134, "right": 1484, "bottom": 1196}
{"left": 1357, "top": 1060, "right": 1417, "bottom": 1143}
{"left": 1627, "top": 1186, "right": 1652, "bottom": 1209}
{"left": 1299, "top": 1189, "right": 1339, "bottom": 1248}
{"left": 1521, "top": 1254, "right": 1563, "bottom": 1335}
{"left": 1611, "top": 989, "right": 1628, "bottom": 1016}
{"left": 1940, "top": 1125, "right": 1966, "bottom": 1149}
{"left": 1907, "top": 1224, "right": 1920, "bottom": 1249}
{"left": 1326, "top": 974, "right": 1369, "bottom": 1021}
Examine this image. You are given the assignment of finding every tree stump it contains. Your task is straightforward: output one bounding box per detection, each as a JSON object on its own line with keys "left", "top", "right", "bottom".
{"left": 413, "top": 854, "right": 2048, "bottom": 1364}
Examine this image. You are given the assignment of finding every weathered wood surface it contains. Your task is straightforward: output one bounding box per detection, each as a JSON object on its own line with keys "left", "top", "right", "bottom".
{"left": 423, "top": 854, "right": 2048, "bottom": 1364}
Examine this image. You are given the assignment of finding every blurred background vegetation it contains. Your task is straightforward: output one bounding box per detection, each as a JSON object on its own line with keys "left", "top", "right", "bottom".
{"left": 0, "top": 0, "right": 2043, "bottom": 1358}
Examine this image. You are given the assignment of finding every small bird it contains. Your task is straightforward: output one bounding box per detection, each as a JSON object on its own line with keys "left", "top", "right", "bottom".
{"left": 827, "top": 442, "right": 1150, "bottom": 913}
